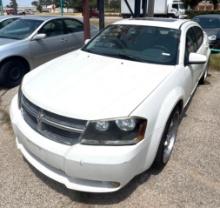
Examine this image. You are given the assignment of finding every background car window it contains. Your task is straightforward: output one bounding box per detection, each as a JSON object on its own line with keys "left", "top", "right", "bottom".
{"left": 0, "top": 18, "right": 17, "bottom": 29}
{"left": 172, "top": 4, "right": 178, "bottom": 9}
{"left": 195, "top": 17, "right": 220, "bottom": 29}
{"left": 39, "top": 19, "right": 64, "bottom": 37}
{"left": 63, "top": 19, "right": 83, "bottom": 33}
{"left": 193, "top": 26, "right": 203, "bottom": 49}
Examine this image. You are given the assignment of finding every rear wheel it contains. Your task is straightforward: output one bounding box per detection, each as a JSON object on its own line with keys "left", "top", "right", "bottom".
{"left": 152, "top": 107, "right": 180, "bottom": 171}
{"left": 0, "top": 59, "right": 28, "bottom": 88}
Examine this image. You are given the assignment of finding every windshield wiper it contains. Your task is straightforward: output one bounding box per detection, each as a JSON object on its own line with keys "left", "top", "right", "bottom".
{"left": 111, "top": 53, "right": 147, "bottom": 63}
{"left": 83, "top": 49, "right": 147, "bottom": 63}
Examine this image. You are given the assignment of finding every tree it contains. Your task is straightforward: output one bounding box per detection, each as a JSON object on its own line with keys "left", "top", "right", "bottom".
{"left": 31, "top": 0, "right": 42, "bottom": 12}
{"left": 109, "top": 0, "right": 120, "bottom": 12}
{"left": 9, "top": 0, "right": 17, "bottom": 13}
{"left": 183, "top": 0, "right": 202, "bottom": 8}
{"left": 211, "top": 0, "right": 220, "bottom": 9}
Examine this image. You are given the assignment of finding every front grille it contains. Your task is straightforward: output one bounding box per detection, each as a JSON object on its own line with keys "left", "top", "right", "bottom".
{"left": 20, "top": 94, "right": 87, "bottom": 145}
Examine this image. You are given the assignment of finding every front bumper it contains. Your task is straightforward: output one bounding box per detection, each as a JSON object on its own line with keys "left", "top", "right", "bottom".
{"left": 10, "top": 96, "right": 147, "bottom": 193}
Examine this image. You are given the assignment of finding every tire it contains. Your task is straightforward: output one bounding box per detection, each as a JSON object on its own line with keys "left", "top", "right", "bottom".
{"left": 199, "top": 62, "right": 209, "bottom": 85}
{"left": 0, "top": 59, "right": 28, "bottom": 88}
{"left": 152, "top": 106, "right": 180, "bottom": 171}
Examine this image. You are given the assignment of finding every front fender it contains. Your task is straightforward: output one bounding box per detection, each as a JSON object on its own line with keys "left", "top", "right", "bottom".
{"left": 143, "top": 87, "right": 185, "bottom": 170}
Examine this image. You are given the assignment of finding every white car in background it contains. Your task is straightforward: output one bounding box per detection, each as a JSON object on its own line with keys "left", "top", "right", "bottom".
{"left": 10, "top": 18, "right": 210, "bottom": 193}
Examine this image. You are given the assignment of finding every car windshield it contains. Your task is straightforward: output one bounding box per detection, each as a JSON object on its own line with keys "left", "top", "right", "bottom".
{"left": 83, "top": 25, "right": 180, "bottom": 65}
{"left": 194, "top": 17, "right": 220, "bottom": 29}
{"left": 0, "top": 19, "right": 43, "bottom": 40}
{"left": 179, "top": 3, "right": 185, "bottom": 9}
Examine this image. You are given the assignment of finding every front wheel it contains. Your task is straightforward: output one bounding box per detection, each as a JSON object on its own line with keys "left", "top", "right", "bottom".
{"left": 0, "top": 59, "right": 28, "bottom": 88}
{"left": 152, "top": 107, "right": 180, "bottom": 171}
{"left": 199, "top": 62, "right": 209, "bottom": 84}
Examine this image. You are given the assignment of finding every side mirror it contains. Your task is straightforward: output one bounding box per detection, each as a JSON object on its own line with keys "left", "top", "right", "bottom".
{"left": 32, "top": 33, "right": 46, "bottom": 41}
{"left": 84, "top": 39, "right": 91, "bottom": 45}
{"left": 188, "top": 53, "right": 207, "bottom": 65}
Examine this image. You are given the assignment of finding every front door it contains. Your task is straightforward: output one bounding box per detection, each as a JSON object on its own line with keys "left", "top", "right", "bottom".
{"left": 30, "top": 19, "right": 67, "bottom": 68}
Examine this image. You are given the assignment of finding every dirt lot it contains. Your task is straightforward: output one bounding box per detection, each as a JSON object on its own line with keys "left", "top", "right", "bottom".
{"left": 0, "top": 70, "right": 220, "bottom": 208}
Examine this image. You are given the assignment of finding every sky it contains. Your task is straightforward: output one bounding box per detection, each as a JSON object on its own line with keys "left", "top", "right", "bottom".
{"left": 3, "top": 0, "right": 32, "bottom": 7}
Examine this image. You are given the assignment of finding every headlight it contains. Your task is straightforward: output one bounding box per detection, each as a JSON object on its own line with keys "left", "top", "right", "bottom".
{"left": 208, "top": 35, "right": 217, "bottom": 41}
{"left": 81, "top": 117, "right": 147, "bottom": 145}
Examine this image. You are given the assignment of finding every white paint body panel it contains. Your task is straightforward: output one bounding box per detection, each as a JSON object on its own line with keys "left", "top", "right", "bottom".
{"left": 10, "top": 19, "right": 211, "bottom": 193}
{"left": 22, "top": 50, "right": 173, "bottom": 120}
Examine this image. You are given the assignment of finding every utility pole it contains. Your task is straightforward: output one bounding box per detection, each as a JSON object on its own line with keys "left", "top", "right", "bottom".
{"left": 134, "top": 0, "right": 141, "bottom": 17}
{"left": 83, "top": 0, "right": 90, "bottom": 40}
{"left": 0, "top": 0, "right": 3, "bottom": 15}
{"left": 142, "top": 0, "right": 148, "bottom": 17}
{"left": 147, "top": 0, "right": 155, "bottom": 17}
{"left": 98, "top": 0, "right": 105, "bottom": 30}
{"left": 60, "top": 0, "right": 64, "bottom": 15}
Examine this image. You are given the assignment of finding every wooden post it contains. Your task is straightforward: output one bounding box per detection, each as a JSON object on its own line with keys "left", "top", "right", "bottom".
{"left": 83, "top": 0, "right": 90, "bottom": 40}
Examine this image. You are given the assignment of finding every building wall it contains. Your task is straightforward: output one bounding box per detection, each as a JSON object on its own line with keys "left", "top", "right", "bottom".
{"left": 195, "top": 1, "right": 220, "bottom": 11}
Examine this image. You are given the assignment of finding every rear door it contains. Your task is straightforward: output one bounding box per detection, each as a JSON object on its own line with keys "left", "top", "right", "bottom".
{"left": 30, "top": 19, "right": 67, "bottom": 67}
{"left": 63, "top": 18, "right": 84, "bottom": 52}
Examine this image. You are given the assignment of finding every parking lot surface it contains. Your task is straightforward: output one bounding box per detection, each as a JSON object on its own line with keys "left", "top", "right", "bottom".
{"left": 0, "top": 70, "right": 220, "bottom": 208}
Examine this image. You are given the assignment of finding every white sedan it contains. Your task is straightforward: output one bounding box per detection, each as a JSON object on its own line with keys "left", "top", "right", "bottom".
{"left": 10, "top": 18, "right": 210, "bottom": 193}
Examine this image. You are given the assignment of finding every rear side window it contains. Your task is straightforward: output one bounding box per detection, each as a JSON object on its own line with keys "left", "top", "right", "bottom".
{"left": 63, "top": 19, "right": 83, "bottom": 34}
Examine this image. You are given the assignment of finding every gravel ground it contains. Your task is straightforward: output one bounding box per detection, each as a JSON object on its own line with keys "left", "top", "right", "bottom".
{"left": 0, "top": 70, "right": 220, "bottom": 208}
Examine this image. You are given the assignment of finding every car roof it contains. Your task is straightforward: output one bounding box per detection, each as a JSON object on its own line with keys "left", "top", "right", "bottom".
{"left": 0, "top": 16, "right": 19, "bottom": 21}
{"left": 193, "top": 14, "right": 220, "bottom": 19}
{"left": 18, "top": 15, "right": 81, "bottom": 22}
{"left": 113, "top": 17, "right": 190, "bottom": 29}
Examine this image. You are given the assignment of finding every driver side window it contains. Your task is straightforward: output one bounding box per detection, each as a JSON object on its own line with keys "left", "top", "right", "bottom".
{"left": 185, "top": 27, "right": 197, "bottom": 64}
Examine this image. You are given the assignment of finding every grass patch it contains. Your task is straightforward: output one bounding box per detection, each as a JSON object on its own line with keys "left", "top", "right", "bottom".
{"left": 210, "top": 54, "right": 220, "bottom": 70}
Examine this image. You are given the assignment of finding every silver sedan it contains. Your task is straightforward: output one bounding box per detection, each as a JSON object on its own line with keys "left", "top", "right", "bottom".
{"left": 0, "top": 16, "right": 98, "bottom": 87}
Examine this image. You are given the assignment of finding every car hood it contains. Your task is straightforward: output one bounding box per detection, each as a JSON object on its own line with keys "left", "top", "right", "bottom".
{"left": 22, "top": 50, "right": 174, "bottom": 120}
{"left": 0, "top": 38, "right": 18, "bottom": 46}
{"left": 204, "top": 29, "right": 220, "bottom": 37}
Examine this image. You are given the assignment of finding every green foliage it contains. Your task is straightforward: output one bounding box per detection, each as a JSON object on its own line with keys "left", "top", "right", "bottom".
{"left": 31, "top": 0, "right": 42, "bottom": 12}
{"left": 210, "top": 54, "right": 220, "bottom": 70}
{"left": 105, "top": 0, "right": 120, "bottom": 12}
{"left": 211, "top": 0, "right": 220, "bottom": 9}
{"left": 183, "top": 0, "right": 202, "bottom": 8}
{"left": 9, "top": 0, "right": 17, "bottom": 12}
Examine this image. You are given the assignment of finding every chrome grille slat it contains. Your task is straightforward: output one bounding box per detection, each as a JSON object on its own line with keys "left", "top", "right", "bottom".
{"left": 42, "top": 117, "right": 85, "bottom": 133}
{"left": 21, "top": 94, "right": 87, "bottom": 145}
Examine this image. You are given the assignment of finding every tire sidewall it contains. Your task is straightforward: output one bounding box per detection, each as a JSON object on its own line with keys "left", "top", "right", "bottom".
{"left": 152, "top": 107, "right": 180, "bottom": 171}
{"left": 0, "top": 60, "right": 27, "bottom": 88}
